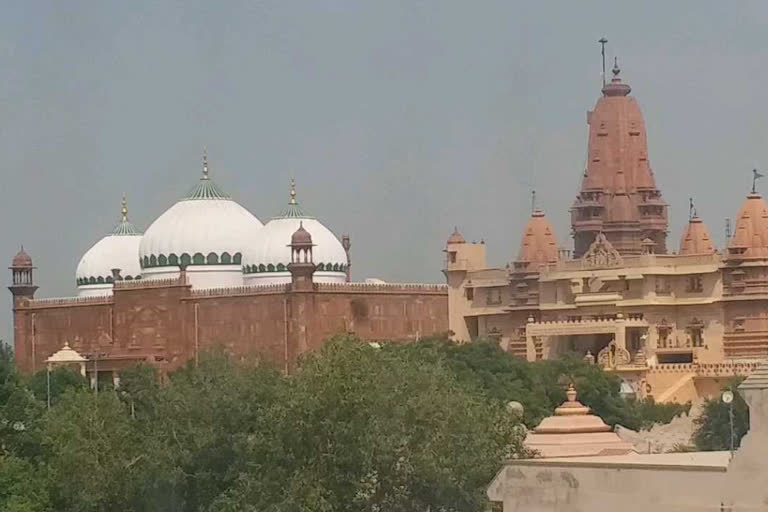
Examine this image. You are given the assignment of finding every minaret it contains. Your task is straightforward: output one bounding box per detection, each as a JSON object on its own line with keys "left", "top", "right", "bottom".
{"left": 571, "top": 56, "right": 668, "bottom": 257}
{"left": 287, "top": 222, "right": 316, "bottom": 291}
{"left": 9, "top": 247, "right": 38, "bottom": 303}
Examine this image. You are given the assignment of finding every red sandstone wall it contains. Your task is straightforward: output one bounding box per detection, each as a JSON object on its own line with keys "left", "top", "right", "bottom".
{"left": 12, "top": 283, "right": 448, "bottom": 375}
{"left": 15, "top": 301, "right": 112, "bottom": 374}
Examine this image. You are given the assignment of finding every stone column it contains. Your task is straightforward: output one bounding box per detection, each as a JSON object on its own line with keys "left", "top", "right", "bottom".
{"left": 614, "top": 313, "right": 626, "bottom": 351}
{"left": 525, "top": 316, "right": 536, "bottom": 361}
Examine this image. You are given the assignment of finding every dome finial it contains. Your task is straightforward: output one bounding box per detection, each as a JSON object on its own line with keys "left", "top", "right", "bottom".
{"left": 289, "top": 178, "right": 297, "bottom": 205}
{"left": 612, "top": 56, "right": 620, "bottom": 78}
{"left": 202, "top": 147, "right": 209, "bottom": 180}
{"left": 121, "top": 194, "right": 128, "bottom": 222}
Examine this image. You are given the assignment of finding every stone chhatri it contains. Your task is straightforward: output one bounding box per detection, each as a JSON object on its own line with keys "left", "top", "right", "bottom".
{"left": 524, "top": 384, "right": 635, "bottom": 458}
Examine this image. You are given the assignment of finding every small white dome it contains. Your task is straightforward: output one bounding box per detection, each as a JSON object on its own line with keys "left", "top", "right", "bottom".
{"left": 243, "top": 183, "right": 347, "bottom": 285}
{"left": 139, "top": 159, "right": 263, "bottom": 288}
{"left": 76, "top": 197, "right": 143, "bottom": 297}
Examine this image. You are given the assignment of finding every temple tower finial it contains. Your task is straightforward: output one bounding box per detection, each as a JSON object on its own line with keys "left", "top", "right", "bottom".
{"left": 598, "top": 37, "right": 608, "bottom": 87}
{"left": 202, "top": 147, "right": 209, "bottom": 180}
{"left": 121, "top": 194, "right": 128, "bottom": 222}
{"left": 752, "top": 169, "right": 764, "bottom": 194}
{"left": 290, "top": 177, "right": 297, "bottom": 205}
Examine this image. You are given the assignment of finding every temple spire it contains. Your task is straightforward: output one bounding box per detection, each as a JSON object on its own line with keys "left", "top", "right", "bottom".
{"left": 752, "top": 169, "right": 764, "bottom": 194}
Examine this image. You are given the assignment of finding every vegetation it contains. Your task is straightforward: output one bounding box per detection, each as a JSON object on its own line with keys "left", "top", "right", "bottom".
{"left": 0, "top": 336, "right": 698, "bottom": 511}
{"left": 693, "top": 379, "right": 750, "bottom": 451}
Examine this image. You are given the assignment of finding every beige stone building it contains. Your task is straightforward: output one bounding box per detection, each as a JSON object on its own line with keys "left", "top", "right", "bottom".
{"left": 445, "top": 60, "right": 768, "bottom": 403}
{"left": 487, "top": 363, "right": 768, "bottom": 512}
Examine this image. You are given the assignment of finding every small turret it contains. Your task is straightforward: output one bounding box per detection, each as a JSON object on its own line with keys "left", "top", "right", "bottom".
{"left": 515, "top": 209, "right": 559, "bottom": 269}
{"left": 679, "top": 216, "right": 715, "bottom": 256}
{"left": 9, "top": 246, "right": 37, "bottom": 303}
{"left": 288, "top": 222, "right": 315, "bottom": 291}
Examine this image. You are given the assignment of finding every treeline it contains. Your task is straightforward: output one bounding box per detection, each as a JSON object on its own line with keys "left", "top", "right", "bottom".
{"left": 0, "top": 336, "right": 700, "bottom": 511}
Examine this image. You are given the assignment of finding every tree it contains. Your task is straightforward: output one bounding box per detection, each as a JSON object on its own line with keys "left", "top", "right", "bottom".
{"left": 42, "top": 390, "right": 167, "bottom": 512}
{"left": 693, "top": 380, "right": 750, "bottom": 451}
{"left": 212, "top": 336, "right": 522, "bottom": 512}
{"left": 0, "top": 455, "right": 51, "bottom": 512}
{"left": 27, "top": 367, "right": 88, "bottom": 406}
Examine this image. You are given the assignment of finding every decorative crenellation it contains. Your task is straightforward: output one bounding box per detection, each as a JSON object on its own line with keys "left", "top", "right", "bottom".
{"left": 114, "top": 275, "right": 188, "bottom": 290}
{"left": 316, "top": 282, "right": 447, "bottom": 294}
{"left": 189, "top": 283, "right": 291, "bottom": 298}
{"left": 25, "top": 295, "right": 114, "bottom": 308}
{"left": 77, "top": 274, "right": 141, "bottom": 286}
{"left": 647, "top": 361, "right": 762, "bottom": 376}
{"left": 141, "top": 252, "right": 242, "bottom": 269}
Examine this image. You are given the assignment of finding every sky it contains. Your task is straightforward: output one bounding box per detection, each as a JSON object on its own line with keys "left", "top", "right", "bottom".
{"left": 2, "top": 0, "right": 768, "bottom": 343}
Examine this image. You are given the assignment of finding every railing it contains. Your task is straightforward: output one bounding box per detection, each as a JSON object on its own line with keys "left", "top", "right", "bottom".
{"left": 539, "top": 252, "right": 723, "bottom": 274}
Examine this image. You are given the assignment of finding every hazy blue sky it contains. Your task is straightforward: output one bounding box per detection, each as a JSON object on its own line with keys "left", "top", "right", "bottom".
{"left": 2, "top": 1, "right": 767, "bottom": 342}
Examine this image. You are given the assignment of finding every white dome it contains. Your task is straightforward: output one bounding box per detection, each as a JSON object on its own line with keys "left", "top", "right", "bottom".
{"left": 139, "top": 165, "right": 264, "bottom": 288}
{"left": 76, "top": 198, "right": 143, "bottom": 297}
{"left": 243, "top": 187, "right": 347, "bottom": 285}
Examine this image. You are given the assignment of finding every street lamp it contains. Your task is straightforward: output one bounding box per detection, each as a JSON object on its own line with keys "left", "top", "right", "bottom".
{"left": 722, "top": 390, "right": 735, "bottom": 455}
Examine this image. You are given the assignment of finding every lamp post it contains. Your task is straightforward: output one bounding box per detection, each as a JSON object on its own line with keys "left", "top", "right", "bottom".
{"left": 46, "top": 363, "right": 51, "bottom": 410}
{"left": 722, "top": 390, "right": 735, "bottom": 456}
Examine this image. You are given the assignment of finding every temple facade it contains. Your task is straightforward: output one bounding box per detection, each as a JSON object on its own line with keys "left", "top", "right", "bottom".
{"left": 446, "top": 60, "right": 766, "bottom": 403}
{"left": 9, "top": 164, "right": 447, "bottom": 380}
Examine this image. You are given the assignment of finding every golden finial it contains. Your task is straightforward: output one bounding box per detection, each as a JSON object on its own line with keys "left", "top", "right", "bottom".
{"left": 202, "top": 147, "right": 209, "bottom": 180}
{"left": 121, "top": 194, "right": 128, "bottom": 222}
{"left": 289, "top": 177, "right": 297, "bottom": 205}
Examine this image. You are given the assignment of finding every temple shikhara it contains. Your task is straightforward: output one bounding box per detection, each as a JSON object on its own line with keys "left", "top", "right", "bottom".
{"left": 446, "top": 58, "right": 766, "bottom": 403}
{"left": 8, "top": 163, "right": 447, "bottom": 381}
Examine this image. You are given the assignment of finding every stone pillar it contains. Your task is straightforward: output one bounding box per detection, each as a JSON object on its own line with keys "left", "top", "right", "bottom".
{"left": 525, "top": 316, "right": 536, "bottom": 361}
{"left": 615, "top": 313, "right": 626, "bottom": 351}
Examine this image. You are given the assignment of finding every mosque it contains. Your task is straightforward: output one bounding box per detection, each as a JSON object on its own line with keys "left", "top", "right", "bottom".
{"left": 445, "top": 58, "right": 765, "bottom": 403}
{"left": 8, "top": 157, "right": 447, "bottom": 380}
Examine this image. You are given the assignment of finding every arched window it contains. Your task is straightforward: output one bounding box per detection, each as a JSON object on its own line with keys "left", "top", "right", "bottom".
{"left": 125, "top": 275, "right": 134, "bottom": 281}
{"left": 168, "top": 254, "right": 179, "bottom": 266}
{"left": 143, "top": 256, "right": 150, "bottom": 268}
{"left": 106, "top": 276, "right": 113, "bottom": 284}
{"left": 221, "top": 252, "right": 232, "bottom": 264}
{"left": 267, "top": 264, "right": 275, "bottom": 272}
{"left": 181, "top": 253, "right": 192, "bottom": 266}
{"left": 97, "top": 276, "right": 105, "bottom": 284}
{"left": 333, "top": 263, "right": 340, "bottom": 271}
{"left": 88, "top": 277, "right": 96, "bottom": 284}
{"left": 233, "top": 253, "right": 242, "bottom": 265}
{"left": 158, "top": 255, "right": 168, "bottom": 266}
{"left": 149, "top": 255, "right": 157, "bottom": 267}
{"left": 193, "top": 253, "right": 204, "bottom": 265}
{"left": 207, "top": 252, "right": 219, "bottom": 264}
{"left": 259, "top": 264, "right": 266, "bottom": 272}
{"left": 277, "top": 263, "right": 286, "bottom": 271}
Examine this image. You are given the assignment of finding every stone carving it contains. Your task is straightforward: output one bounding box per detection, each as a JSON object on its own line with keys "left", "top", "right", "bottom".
{"left": 581, "top": 233, "right": 623, "bottom": 268}
{"left": 597, "top": 339, "right": 631, "bottom": 369}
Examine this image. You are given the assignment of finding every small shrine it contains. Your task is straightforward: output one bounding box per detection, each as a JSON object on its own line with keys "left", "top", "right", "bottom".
{"left": 524, "top": 384, "right": 635, "bottom": 458}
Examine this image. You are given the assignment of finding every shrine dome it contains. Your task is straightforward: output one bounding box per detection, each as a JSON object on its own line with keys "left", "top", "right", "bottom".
{"left": 524, "top": 385, "right": 635, "bottom": 458}
{"left": 727, "top": 192, "right": 768, "bottom": 260}
{"left": 243, "top": 181, "right": 347, "bottom": 285}
{"left": 76, "top": 196, "right": 143, "bottom": 297}
{"left": 679, "top": 216, "right": 715, "bottom": 256}
{"left": 516, "top": 208, "right": 559, "bottom": 267}
{"left": 139, "top": 155, "right": 264, "bottom": 288}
